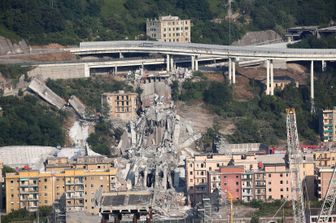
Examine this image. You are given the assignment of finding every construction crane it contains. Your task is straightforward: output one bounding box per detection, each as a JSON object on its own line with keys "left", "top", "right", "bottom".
{"left": 317, "top": 167, "right": 336, "bottom": 222}
{"left": 286, "top": 108, "right": 306, "bottom": 223}
{"left": 227, "top": 192, "right": 234, "bottom": 223}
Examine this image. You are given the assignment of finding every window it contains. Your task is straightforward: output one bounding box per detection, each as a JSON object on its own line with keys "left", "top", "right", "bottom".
{"left": 268, "top": 182, "right": 271, "bottom": 185}
{"left": 280, "top": 180, "right": 283, "bottom": 184}
{"left": 236, "top": 175, "right": 239, "bottom": 178}
{"left": 217, "top": 163, "right": 220, "bottom": 167}
{"left": 224, "top": 176, "right": 227, "bottom": 178}
{"left": 268, "top": 174, "right": 271, "bottom": 177}
{"left": 190, "top": 171, "right": 193, "bottom": 175}
{"left": 236, "top": 182, "right": 239, "bottom": 186}
{"left": 280, "top": 174, "right": 283, "bottom": 177}
{"left": 269, "top": 188, "right": 272, "bottom": 192}
{"left": 280, "top": 195, "right": 284, "bottom": 199}
{"left": 280, "top": 188, "right": 283, "bottom": 192}
{"left": 236, "top": 189, "right": 239, "bottom": 192}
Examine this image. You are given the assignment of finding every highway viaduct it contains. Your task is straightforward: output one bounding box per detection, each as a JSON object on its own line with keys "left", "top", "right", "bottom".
{"left": 68, "top": 40, "right": 336, "bottom": 111}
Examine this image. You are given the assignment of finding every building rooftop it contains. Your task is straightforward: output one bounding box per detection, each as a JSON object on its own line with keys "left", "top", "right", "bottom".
{"left": 100, "top": 191, "right": 153, "bottom": 209}
{"left": 102, "top": 90, "right": 137, "bottom": 96}
{"left": 256, "top": 154, "right": 286, "bottom": 165}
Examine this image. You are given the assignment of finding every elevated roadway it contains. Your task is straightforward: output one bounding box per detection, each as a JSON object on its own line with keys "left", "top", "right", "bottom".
{"left": 70, "top": 40, "right": 336, "bottom": 61}
{"left": 70, "top": 40, "right": 336, "bottom": 111}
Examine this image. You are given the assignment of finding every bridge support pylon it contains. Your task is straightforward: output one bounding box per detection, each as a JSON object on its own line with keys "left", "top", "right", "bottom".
{"left": 270, "top": 60, "right": 274, "bottom": 96}
{"left": 265, "top": 59, "right": 274, "bottom": 95}
{"left": 310, "top": 61, "right": 315, "bottom": 113}
{"left": 191, "top": 55, "right": 198, "bottom": 71}
{"left": 166, "top": 54, "right": 170, "bottom": 72}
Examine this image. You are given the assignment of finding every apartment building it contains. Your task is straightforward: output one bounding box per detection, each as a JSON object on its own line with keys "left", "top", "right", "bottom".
{"left": 208, "top": 166, "right": 244, "bottom": 201}
{"left": 316, "top": 167, "right": 334, "bottom": 201}
{"left": 45, "top": 156, "right": 114, "bottom": 172}
{"left": 322, "top": 108, "right": 336, "bottom": 142}
{"left": 186, "top": 153, "right": 260, "bottom": 204}
{"left": 5, "top": 163, "right": 117, "bottom": 214}
{"left": 241, "top": 171, "right": 254, "bottom": 202}
{"left": 101, "top": 91, "right": 138, "bottom": 122}
{"left": 264, "top": 164, "right": 292, "bottom": 200}
{"left": 313, "top": 150, "right": 336, "bottom": 167}
{"left": 0, "top": 161, "right": 3, "bottom": 211}
{"left": 187, "top": 153, "right": 315, "bottom": 205}
{"left": 146, "top": 16, "right": 191, "bottom": 43}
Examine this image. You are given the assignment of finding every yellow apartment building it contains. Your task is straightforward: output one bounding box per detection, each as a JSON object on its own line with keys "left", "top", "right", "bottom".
{"left": 146, "top": 16, "right": 191, "bottom": 43}
{"left": 5, "top": 168, "right": 117, "bottom": 214}
{"left": 45, "top": 156, "right": 114, "bottom": 172}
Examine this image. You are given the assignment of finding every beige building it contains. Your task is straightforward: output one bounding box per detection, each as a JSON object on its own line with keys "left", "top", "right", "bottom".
{"left": 322, "top": 108, "right": 336, "bottom": 142}
{"left": 186, "top": 153, "right": 260, "bottom": 204}
{"left": 317, "top": 167, "right": 334, "bottom": 201}
{"left": 313, "top": 150, "right": 336, "bottom": 167}
{"left": 264, "top": 164, "right": 292, "bottom": 200}
{"left": 101, "top": 90, "right": 138, "bottom": 122}
{"left": 5, "top": 157, "right": 117, "bottom": 214}
{"left": 187, "top": 153, "right": 315, "bottom": 204}
{"left": 0, "top": 161, "right": 3, "bottom": 211}
{"left": 146, "top": 16, "right": 191, "bottom": 43}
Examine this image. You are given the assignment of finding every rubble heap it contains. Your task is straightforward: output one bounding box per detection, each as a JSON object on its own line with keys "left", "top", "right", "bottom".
{"left": 114, "top": 99, "right": 191, "bottom": 219}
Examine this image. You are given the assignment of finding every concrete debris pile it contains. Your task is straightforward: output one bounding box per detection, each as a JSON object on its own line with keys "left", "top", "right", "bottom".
{"left": 112, "top": 101, "right": 194, "bottom": 219}
{"left": 152, "top": 190, "right": 188, "bottom": 218}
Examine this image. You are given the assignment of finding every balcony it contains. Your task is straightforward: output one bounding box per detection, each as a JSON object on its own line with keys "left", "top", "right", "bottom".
{"left": 20, "top": 196, "right": 39, "bottom": 201}
{"left": 20, "top": 188, "right": 38, "bottom": 194}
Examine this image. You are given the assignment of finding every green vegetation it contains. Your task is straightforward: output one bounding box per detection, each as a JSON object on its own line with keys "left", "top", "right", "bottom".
{"left": 1, "top": 207, "right": 52, "bottom": 223}
{"left": 0, "top": 64, "right": 30, "bottom": 80}
{"left": 1, "top": 0, "right": 334, "bottom": 45}
{"left": 234, "top": 0, "right": 336, "bottom": 33}
{"left": 179, "top": 68, "right": 336, "bottom": 145}
{"left": 247, "top": 200, "right": 293, "bottom": 222}
{"left": 289, "top": 35, "right": 336, "bottom": 49}
{"left": 47, "top": 77, "right": 133, "bottom": 112}
{"left": 0, "top": 96, "right": 65, "bottom": 146}
{"left": 2, "top": 165, "right": 15, "bottom": 177}
{"left": 87, "top": 118, "right": 124, "bottom": 157}
{"left": 87, "top": 119, "right": 114, "bottom": 156}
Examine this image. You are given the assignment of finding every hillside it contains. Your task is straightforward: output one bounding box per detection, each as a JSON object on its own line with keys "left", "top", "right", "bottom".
{"left": 0, "top": 0, "right": 335, "bottom": 45}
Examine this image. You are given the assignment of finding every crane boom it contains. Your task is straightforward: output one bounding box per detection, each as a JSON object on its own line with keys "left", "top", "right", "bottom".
{"left": 286, "top": 108, "right": 306, "bottom": 223}
{"left": 317, "top": 167, "right": 336, "bottom": 222}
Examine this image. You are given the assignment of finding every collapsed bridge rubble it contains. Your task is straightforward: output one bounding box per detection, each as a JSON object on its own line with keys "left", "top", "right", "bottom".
{"left": 97, "top": 100, "right": 195, "bottom": 222}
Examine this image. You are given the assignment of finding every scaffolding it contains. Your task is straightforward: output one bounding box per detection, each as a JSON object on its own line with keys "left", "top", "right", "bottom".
{"left": 286, "top": 108, "right": 306, "bottom": 223}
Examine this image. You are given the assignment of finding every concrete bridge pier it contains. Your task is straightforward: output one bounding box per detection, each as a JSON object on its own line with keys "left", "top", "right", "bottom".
{"left": 170, "top": 55, "right": 174, "bottom": 71}
{"left": 266, "top": 60, "right": 270, "bottom": 95}
{"left": 322, "top": 60, "right": 327, "bottom": 72}
{"left": 232, "top": 58, "right": 236, "bottom": 84}
{"left": 270, "top": 60, "right": 274, "bottom": 96}
{"left": 265, "top": 59, "right": 274, "bottom": 95}
{"left": 166, "top": 54, "right": 170, "bottom": 71}
{"left": 228, "top": 58, "right": 232, "bottom": 84}
{"left": 311, "top": 61, "right": 315, "bottom": 113}
{"left": 191, "top": 55, "right": 199, "bottom": 71}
